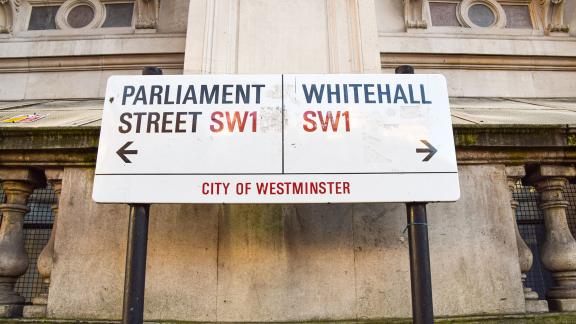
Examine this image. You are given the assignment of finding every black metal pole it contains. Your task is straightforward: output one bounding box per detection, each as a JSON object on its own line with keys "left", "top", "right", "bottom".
{"left": 122, "top": 204, "right": 150, "bottom": 324}
{"left": 121, "top": 66, "right": 162, "bottom": 324}
{"left": 406, "top": 203, "right": 434, "bottom": 324}
{"left": 396, "top": 65, "right": 434, "bottom": 324}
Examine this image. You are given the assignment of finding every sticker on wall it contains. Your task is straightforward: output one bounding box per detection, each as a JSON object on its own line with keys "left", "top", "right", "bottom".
{"left": 0, "top": 114, "right": 46, "bottom": 123}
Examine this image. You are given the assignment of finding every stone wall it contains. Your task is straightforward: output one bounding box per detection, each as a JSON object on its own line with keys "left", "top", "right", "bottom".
{"left": 47, "top": 165, "right": 524, "bottom": 321}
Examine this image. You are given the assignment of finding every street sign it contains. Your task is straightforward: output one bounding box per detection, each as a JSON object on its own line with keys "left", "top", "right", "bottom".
{"left": 93, "top": 74, "right": 459, "bottom": 203}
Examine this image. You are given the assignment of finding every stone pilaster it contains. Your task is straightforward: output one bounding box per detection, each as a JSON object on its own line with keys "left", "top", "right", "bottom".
{"left": 0, "top": 168, "right": 43, "bottom": 317}
{"left": 23, "top": 169, "right": 62, "bottom": 318}
{"left": 528, "top": 165, "right": 576, "bottom": 311}
{"left": 505, "top": 166, "right": 548, "bottom": 313}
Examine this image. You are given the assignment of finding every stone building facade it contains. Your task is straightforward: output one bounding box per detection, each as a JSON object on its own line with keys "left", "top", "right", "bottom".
{"left": 0, "top": 0, "right": 575, "bottom": 322}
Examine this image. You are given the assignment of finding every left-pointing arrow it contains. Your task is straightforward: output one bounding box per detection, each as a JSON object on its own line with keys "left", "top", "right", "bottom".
{"left": 117, "top": 141, "right": 138, "bottom": 163}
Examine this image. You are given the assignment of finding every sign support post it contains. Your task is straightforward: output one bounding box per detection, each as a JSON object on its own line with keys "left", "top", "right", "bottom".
{"left": 121, "top": 67, "right": 162, "bottom": 324}
{"left": 406, "top": 202, "right": 433, "bottom": 324}
{"left": 122, "top": 204, "right": 150, "bottom": 324}
{"left": 396, "top": 65, "right": 434, "bottom": 324}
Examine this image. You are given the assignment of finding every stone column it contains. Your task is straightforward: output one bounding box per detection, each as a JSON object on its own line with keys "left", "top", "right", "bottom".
{"left": 0, "top": 168, "right": 43, "bottom": 317}
{"left": 23, "top": 169, "right": 62, "bottom": 318}
{"left": 528, "top": 165, "right": 576, "bottom": 311}
{"left": 505, "top": 166, "right": 548, "bottom": 313}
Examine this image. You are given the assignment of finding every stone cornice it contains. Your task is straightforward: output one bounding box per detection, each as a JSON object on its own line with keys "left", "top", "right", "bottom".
{"left": 0, "top": 33, "right": 186, "bottom": 58}
{"left": 0, "top": 125, "right": 575, "bottom": 167}
{"left": 381, "top": 53, "right": 576, "bottom": 71}
{"left": 0, "top": 53, "right": 184, "bottom": 73}
{"left": 455, "top": 125, "right": 576, "bottom": 164}
{"left": 0, "top": 127, "right": 99, "bottom": 167}
{"left": 378, "top": 33, "right": 576, "bottom": 57}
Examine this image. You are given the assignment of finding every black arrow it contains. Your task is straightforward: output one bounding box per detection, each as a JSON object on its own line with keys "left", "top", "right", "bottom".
{"left": 416, "top": 140, "right": 437, "bottom": 162}
{"left": 117, "top": 141, "right": 138, "bottom": 163}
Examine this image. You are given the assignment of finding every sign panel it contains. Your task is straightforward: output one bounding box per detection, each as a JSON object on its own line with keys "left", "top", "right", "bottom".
{"left": 93, "top": 74, "right": 459, "bottom": 203}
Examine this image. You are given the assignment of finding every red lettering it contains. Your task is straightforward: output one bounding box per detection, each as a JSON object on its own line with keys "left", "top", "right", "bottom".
{"left": 318, "top": 111, "right": 339, "bottom": 132}
{"left": 201, "top": 182, "right": 230, "bottom": 195}
{"left": 250, "top": 111, "right": 257, "bottom": 132}
{"left": 303, "top": 111, "right": 317, "bottom": 132}
{"left": 342, "top": 111, "right": 350, "bottom": 131}
{"left": 210, "top": 111, "right": 224, "bottom": 132}
{"left": 211, "top": 111, "right": 257, "bottom": 132}
{"left": 293, "top": 182, "right": 303, "bottom": 194}
{"left": 226, "top": 111, "right": 256, "bottom": 132}
{"left": 303, "top": 111, "right": 350, "bottom": 132}
{"left": 256, "top": 182, "right": 269, "bottom": 194}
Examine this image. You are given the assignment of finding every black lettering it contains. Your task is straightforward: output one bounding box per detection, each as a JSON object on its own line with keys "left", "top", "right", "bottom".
{"left": 421, "top": 84, "right": 432, "bottom": 104}
{"left": 175, "top": 112, "right": 187, "bottom": 133}
{"left": 133, "top": 112, "right": 146, "bottom": 133}
{"left": 122, "top": 86, "right": 135, "bottom": 105}
{"left": 408, "top": 84, "right": 420, "bottom": 104}
{"left": 302, "top": 84, "right": 324, "bottom": 104}
{"left": 134, "top": 86, "right": 147, "bottom": 105}
{"left": 253, "top": 84, "right": 265, "bottom": 104}
{"left": 364, "top": 84, "right": 376, "bottom": 104}
{"left": 176, "top": 85, "right": 182, "bottom": 104}
{"left": 394, "top": 85, "right": 408, "bottom": 104}
{"left": 147, "top": 112, "right": 161, "bottom": 133}
{"left": 183, "top": 85, "right": 197, "bottom": 104}
{"left": 164, "top": 85, "right": 175, "bottom": 104}
{"left": 162, "top": 112, "right": 174, "bottom": 133}
{"left": 326, "top": 84, "right": 340, "bottom": 104}
{"left": 377, "top": 84, "right": 391, "bottom": 103}
{"left": 150, "top": 85, "right": 163, "bottom": 105}
{"left": 118, "top": 113, "right": 132, "bottom": 133}
{"left": 222, "top": 84, "right": 233, "bottom": 104}
{"left": 236, "top": 85, "right": 249, "bottom": 104}
{"left": 189, "top": 112, "right": 202, "bottom": 132}
{"left": 200, "top": 85, "right": 219, "bottom": 104}
{"left": 349, "top": 84, "right": 362, "bottom": 103}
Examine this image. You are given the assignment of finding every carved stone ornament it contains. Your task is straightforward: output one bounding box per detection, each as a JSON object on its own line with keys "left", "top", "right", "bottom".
{"left": 547, "top": 0, "right": 568, "bottom": 33}
{"left": 136, "top": 0, "right": 159, "bottom": 29}
{"left": 404, "top": 0, "right": 428, "bottom": 29}
{"left": 0, "top": 0, "right": 17, "bottom": 34}
{"left": 539, "top": 0, "right": 569, "bottom": 33}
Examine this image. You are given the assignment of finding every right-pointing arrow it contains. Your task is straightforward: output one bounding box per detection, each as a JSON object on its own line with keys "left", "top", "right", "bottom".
{"left": 416, "top": 140, "right": 437, "bottom": 162}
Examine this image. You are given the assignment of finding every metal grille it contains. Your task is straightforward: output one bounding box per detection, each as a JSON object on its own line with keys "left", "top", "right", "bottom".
{"left": 513, "top": 183, "right": 554, "bottom": 299}
{"left": 6, "top": 186, "right": 55, "bottom": 304}
{"left": 565, "top": 183, "right": 576, "bottom": 239}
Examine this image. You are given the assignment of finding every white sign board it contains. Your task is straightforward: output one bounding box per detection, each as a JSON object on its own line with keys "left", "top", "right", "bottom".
{"left": 93, "top": 74, "right": 460, "bottom": 203}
